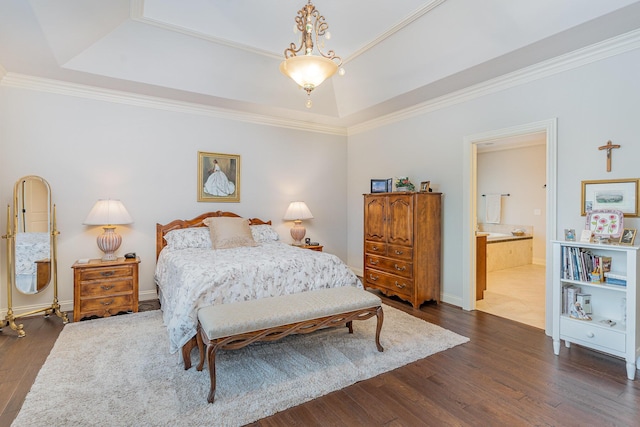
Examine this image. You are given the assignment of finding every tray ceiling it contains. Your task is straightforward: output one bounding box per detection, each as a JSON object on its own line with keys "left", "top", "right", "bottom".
{"left": 1, "top": 0, "right": 639, "bottom": 128}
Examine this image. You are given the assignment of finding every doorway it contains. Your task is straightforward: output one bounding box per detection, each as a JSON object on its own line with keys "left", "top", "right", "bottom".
{"left": 474, "top": 134, "right": 546, "bottom": 328}
{"left": 461, "top": 119, "right": 557, "bottom": 335}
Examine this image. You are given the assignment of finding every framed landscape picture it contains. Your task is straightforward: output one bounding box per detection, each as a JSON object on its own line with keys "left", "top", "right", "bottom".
{"left": 198, "top": 151, "right": 240, "bottom": 202}
{"left": 581, "top": 178, "right": 639, "bottom": 217}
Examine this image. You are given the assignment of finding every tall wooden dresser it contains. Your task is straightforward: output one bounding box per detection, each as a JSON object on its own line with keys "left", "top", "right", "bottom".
{"left": 363, "top": 192, "right": 442, "bottom": 308}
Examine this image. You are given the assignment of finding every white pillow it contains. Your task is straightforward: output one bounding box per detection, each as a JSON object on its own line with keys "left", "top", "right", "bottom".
{"left": 163, "top": 227, "right": 211, "bottom": 250}
{"left": 250, "top": 224, "right": 279, "bottom": 243}
{"left": 204, "top": 217, "right": 257, "bottom": 250}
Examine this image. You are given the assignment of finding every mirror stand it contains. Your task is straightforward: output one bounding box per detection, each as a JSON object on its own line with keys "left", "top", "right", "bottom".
{"left": 2, "top": 204, "right": 68, "bottom": 338}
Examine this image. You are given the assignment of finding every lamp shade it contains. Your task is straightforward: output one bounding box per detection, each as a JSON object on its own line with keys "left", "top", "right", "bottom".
{"left": 283, "top": 201, "right": 314, "bottom": 221}
{"left": 83, "top": 199, "right": 133, "bottom": 226}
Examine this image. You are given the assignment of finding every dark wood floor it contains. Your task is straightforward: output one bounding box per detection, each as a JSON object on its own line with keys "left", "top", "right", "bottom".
{"left": 2, "top": 295, "right": 640, "bottom": 426}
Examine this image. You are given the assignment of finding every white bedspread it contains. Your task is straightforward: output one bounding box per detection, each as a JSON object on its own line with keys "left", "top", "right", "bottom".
{"left": 154, "top": 241, "right": 362, "bottom": 353}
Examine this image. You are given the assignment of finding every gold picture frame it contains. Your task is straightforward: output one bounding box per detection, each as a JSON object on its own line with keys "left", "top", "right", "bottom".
{"left": 198, "top": 151, "right": 240, "bottom": 202}
{"left": 581, "top": 178, "right": 639, "bottom": 217}
{"left": 619, "top": 228, "right": 637, "bottom": 246}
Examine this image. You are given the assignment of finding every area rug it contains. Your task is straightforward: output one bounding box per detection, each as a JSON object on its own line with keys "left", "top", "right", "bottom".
{"left": 12, "top": 305, "right": 469, "bottom": 427}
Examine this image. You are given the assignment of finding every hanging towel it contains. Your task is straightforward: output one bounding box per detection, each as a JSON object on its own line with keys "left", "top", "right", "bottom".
{"left": 485, "top": 194, "right": 502, "bottom": 224}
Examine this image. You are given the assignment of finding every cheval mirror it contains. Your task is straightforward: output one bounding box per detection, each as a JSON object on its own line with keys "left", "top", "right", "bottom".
{"left": 1, "top": 175, "right": 68, "bottom": 337}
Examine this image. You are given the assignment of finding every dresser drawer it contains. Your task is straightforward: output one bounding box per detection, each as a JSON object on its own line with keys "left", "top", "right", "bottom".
{"left": 78, "top": 265, "right": 134, "bottom": 281}
{"left": 387, "top": 244, "right": 412, "bottom": 261}
{"left": 560, "top": 316, "right": 625, "bottom": 353}
{"left": 80, "top": 295, "right": 133, "bottom": 314}
{"left": 365, "top": 241, "right": 387, "bottom": 255}
{"left": 79, "top": 279, "right": 133, "bottom": 298}
{"left": 363, "top": 267, "right": 413, "bottom": 298}
{"left": 365, "top": 255, "right": 413, "bottom": 278}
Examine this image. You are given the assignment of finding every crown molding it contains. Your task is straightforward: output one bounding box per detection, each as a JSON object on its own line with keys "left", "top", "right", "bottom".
{"left": 130, "top": 0, "right": 281, "bottom": 60}
{"left": 0, "top": 73, "right": 347, "bottom": 136}
{"left": 347, "top": 28, "right": 640, "bottom": 135}
{"left": 345, "top": 0, "right": 447, "bottom": 64}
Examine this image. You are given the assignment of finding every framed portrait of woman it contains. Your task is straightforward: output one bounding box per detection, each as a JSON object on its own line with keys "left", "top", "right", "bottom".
{"left": 198, "top": 151, "right": 240, "bottom": 202}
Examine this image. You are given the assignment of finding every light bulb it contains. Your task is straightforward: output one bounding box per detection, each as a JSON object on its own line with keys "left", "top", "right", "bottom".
{"left": 325, "top": 32, "right": 331, "bottom": 40}
{"left": 338, "top": 67, "right": 346, "bottom": 76}
{"left": 306, "top": 98, "right": 313, "bottom": 108}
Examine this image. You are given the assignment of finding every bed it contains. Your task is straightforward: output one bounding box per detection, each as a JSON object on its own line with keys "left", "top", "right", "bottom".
{"left": 154, "top": 211, "right": 362, "bottom": 354}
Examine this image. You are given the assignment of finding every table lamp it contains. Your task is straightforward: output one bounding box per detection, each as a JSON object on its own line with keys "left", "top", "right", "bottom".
{"left": 283, "top": 201, "right": 314, "bottom": 246}
{"left": 83, "top": 199, "right": 134, "bottom": 261}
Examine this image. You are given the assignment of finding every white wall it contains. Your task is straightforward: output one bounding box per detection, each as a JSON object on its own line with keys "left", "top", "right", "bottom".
{"left": 347, "top": 47, "right": 640, "bottom": 307}
{"left": 0, "top": 87, "right": 348, "bottom": 315}
{"left": 478, "top": 144, "right": 547, "bottom": 264}
{"left": 2, "top": 42, "right": 640, "bottom": 316}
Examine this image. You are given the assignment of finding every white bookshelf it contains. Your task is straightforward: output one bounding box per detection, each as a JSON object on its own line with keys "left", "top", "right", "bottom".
{"left": 552, "top": 240, "right": 640, "bottom": 380}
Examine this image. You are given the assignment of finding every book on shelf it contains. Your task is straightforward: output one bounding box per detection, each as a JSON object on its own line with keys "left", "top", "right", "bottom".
{"left": 604, "top": 271, "right": 627, "bottom": 286}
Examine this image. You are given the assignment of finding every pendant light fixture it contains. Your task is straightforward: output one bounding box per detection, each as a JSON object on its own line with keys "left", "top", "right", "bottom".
{"left": 279, "top": 1, "right": 344, "bottom": 108}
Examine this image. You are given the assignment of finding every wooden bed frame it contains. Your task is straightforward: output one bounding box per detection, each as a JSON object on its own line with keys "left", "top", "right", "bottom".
{"left": 155, "top": 211, "right": 271, "bottom": 260}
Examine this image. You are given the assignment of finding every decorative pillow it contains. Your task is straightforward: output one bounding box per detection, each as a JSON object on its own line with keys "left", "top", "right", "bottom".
{"left": 163, "top": 227, "right": 211, "bottom": 250}
{"left": 250, "top": 224, "right": 280, "bottom": 243}
{"left": 205, "top": 217, "right": 257, "bottom": 249}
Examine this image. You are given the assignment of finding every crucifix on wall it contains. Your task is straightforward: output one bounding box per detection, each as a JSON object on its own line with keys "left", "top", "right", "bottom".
{"left": 598, "top": 140, "right": 620, "bottom": 172}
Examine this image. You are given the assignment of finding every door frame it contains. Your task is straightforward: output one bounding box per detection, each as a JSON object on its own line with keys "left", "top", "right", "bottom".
{"left": 461, "top": 118, "right": 557, "bottom": 335}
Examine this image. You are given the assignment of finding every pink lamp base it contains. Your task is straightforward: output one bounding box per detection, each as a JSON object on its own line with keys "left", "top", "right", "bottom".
{"left": 290, "top": 221, "right": 306, "bottom": 246}
{"left": 97, "top": 226, "right": 122, "bottom": 261}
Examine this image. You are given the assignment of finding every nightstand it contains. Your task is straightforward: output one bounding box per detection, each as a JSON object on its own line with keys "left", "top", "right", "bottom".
{"left": 299, "top": 244, "right": 323, "bottom": 252}
{"left": 72, "top": 257, "right": 140, "bottom": 322}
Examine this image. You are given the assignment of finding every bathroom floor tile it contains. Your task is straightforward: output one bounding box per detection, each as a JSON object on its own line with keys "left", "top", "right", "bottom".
{"left": 476, "top": 264, "right": 545, "bottom": 329}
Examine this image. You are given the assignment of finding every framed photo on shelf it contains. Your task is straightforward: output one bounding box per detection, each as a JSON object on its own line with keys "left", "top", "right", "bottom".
{"left": 371, "top": 178, "right": 392, "bottom": 193}
{"left": 581, "top": 178, "right": 639, "bottom": 216}
{"left": 420, "top": 181, "right": 431, "bottom": 192}
{"left": 564, "top": 228, "right": 576, "bottom": 241}
{"left": 619, "top": 228, "right": 637, "bottom": 245}
{"left": 197, "top": 151, "right": 240, "bottom": 202}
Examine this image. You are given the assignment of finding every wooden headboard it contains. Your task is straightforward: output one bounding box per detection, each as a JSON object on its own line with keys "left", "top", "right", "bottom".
{"left": 155, "top": 211, "right": 271, "bottom": 260}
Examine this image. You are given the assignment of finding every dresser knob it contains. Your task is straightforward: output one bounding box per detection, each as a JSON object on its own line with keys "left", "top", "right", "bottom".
{"left": 394, "top": 264, "right": 406, "bottom": 271}
{"left": 372, "top": 246, "right": 379, "bottom": 251}
{"left": 101, "top": 300, "right": 114, "bottom": 306}
{"left": 100, "top": 271, "right": 115, "bottom": 277}
{"left": 100, "top": 285, "right": 114, "bottom": 291}
{"left": 395, "top": 250, "right": 403, "bottom": 255}
{"left": 369, "top": 274, "right": 379, "bottom": 281}
{"left": 369, "top": 259, "right": 379, "bottom": 265}
{"left": 586, "top": 331, "right": 595, "bottom": 338}
{"left": 394, "top": 281, "right": 406, "bottom": 289}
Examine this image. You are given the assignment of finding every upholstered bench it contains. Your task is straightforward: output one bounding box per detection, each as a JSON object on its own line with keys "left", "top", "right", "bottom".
{"left": 193, "top": 286, "right": 384, "bottom": 403}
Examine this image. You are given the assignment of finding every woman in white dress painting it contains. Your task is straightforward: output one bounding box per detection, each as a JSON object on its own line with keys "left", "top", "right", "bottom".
{"left": 204, "top": 159, "right": 235, "bottom": 196}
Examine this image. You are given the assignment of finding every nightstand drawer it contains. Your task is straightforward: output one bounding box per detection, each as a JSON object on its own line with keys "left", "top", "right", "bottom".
{"left": 78, "top": 265, "right": 134, "bottom": 281}
{"left": 72, "top": 257, "right": 140, "bottom": 322}
{"left": 80, "top": 295, "right": 133, "bottom": 314}
{"left": 79, "top": 279, "right": 133, "bottom": 298}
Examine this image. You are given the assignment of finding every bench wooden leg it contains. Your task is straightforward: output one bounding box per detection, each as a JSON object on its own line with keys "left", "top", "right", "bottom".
{"left": 196, "top": 325, "right": 206, "bottom": 371}
{"left": 206, "top": 344, "right": 218, "bottom": 403}
{"left": 375, "top": 306, "right": 384, "bottom": 352}
{"left": 346, "top": 320, "right": 353, "bottom": 333}
{"left": 182, "top": 335, "right": 198, "bottom": 370}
